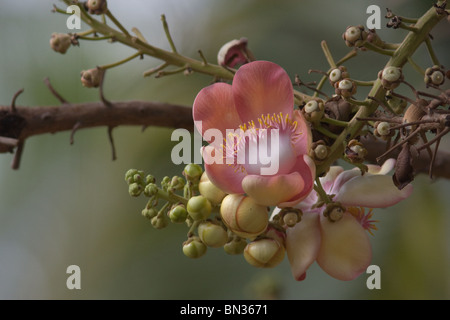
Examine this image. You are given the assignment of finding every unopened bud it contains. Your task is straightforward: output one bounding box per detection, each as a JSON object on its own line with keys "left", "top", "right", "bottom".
{"left": 187, "top": 195, "right": 212, "bottom": 221}
{"left": 80, "top": 68, "right": 102, "bottom": 88}
{"left": 335, "top": 79, "right": 357, "bottom": 98}
{"left": 197, "top": 221, "right": 228, "bottom": 248}
{"left": 182, "top": 237, "right": 207, "bottom": 259}
{"left": 424, "top": 65, "right": 445, "bottom": 86}
{"left": 142, "top": 208, "right": 158, "bottom": 220}
{"left": 50, "top": 33, "right": 72, "bottom": 54}
{"left": 220, "top": 194, "right": 268, "bottom": 239}
{"left": 342, "top": 25, "right": 367, "bottom": 47}
{"left": 151, "top": 215, "right": 168, "bottom": 229}
{"left": 169, "top": 205, "right": 188, "bottom": 223}
{"left": 217, "top": 38, "right": 254, "bottom": 68}
{"left": 128, "top": 183, "right": 143, "bottom": 197}
{"left": 183, "top": 163, "right": 203, "bottom": 181}
{"left": 302, "top": 99, "right": 324, "bottom": 123}
{"left": 86, "top": 0, "right": 108, "bottom": 15}
{"left": 328, "top": 66, "right": 349, "bottom": 86}
{"left": 198, "top": 172, "right": 227, "bottom": 205}
{"left": 323, "top": 203, "right": 345, "bottom": 222}
{"left": 243, "top": 238, "right": 285, "bottom": 268}
{"left": 378, "top": 66, "right": 403, "bottom": 90}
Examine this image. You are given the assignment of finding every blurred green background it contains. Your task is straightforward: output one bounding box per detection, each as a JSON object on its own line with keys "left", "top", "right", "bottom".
{"left": 0, "top": 0, "right": 448, "bottom": 299}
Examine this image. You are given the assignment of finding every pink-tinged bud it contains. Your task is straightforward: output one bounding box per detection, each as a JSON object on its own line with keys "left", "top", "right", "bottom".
{"left": 220, "top": 194, "right": 268, "bottom": 239}
{"left": 217, "top": 38, "right": 254, "bottom": 68}
{"left": 244, "top": 238, "right": 285, "bottom": 268}
{"left": 86, "top": 0, "right": 108, "bottom": 15}
{"left": 80, "top": 68, "right": 102, "bottom": 88}
{"left": 50, "top": 33, "right": 72, "bottom": 54}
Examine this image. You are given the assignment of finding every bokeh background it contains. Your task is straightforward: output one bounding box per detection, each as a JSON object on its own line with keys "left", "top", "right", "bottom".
{"left": 0, "top": 0, "right": 448, "bottom": 299}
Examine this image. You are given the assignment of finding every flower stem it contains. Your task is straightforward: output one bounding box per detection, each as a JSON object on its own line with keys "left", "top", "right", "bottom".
{"left": 99, "top": 51, "right": 142, "bottom": 70}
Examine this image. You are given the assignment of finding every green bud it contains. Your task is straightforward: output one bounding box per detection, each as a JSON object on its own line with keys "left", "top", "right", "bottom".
{"left": 142, "top": 208, "right": 158, "bottom": 220}
{"left": 198, "top": 172, "right": 227, "bottom": 205}
{"left": 187, "top": 195, "right": 212, "bottom": 221}
{"left": 170, "top": 176, "right": 185, "bottom": 190}
{"left": 183, "top": 163, "right": 203, "bottom": 181}
{"left": 151, "top": 215, "right": 168, "bottom": 229}
{"left": 244, "top": 238, "right": 285, "bottom": 268}
{"left": 224, "top": 237, "right": 247, "bottom": 255}
{"left": 128, "top": 183, "right": 143, "bottom": 197}
{"left": 169, "top": 205, "right": 188, "bottom": 223}
{"left": 197, "top": 221, "right": 228, "bottom": 248}
{"left": 182, "top": 237, "right": 207, "bottom": 259}
{"left": 146, "top": 175, "right": 156, "bottom": 184}
{"left": 144, "top": 183, "right": 158, "bottom": 197}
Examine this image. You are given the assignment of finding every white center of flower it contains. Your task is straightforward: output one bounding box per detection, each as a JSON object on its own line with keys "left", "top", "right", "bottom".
{"left": 329, "top": 68, "right": 342, "bottom": 82}
{"left": 431, "top": 70, "right": 444, "bottom": 85}
{"left": 305, "top": 100, "right": 319, "bottom": 113}
{"left": 382, "top": 66, "right": 401, "bottom": 82}
{"left": 338, "top": 79, "right": 353, "bottom": 90}
{"left": 345, "top": 26, "right": 361, "bottom": 42}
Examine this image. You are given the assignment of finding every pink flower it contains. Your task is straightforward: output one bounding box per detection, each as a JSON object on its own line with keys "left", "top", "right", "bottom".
{"left": 193, "top": 61, "right": 315, "bottom": 207}
{"left": 278, "top": 159, "right": 413, "bottom": 281}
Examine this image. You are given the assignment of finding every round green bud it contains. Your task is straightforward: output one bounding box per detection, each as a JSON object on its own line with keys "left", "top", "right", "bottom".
{"left": 187, "top": 195, "right": 212, "bottom": 221}
{"left": 169, "top": 205, "right": 188, "bottom": 223}
{"left": 197, "top": 221, "right": 228, "bottom": 248}
{"left": 170, "top": 176, "right": 185, "bottom": 190}
{"left": 125, "top": 169, "right": 139, "bottom": 182}
{"left": 224, "top": 237, "right": 247, "bottom": 255}
{"left": 183, "top": 163, "right": 203, "bottom": 181}
{"left": 182, "top": 237, "right": 207, "bottom": 259}
{"left": 144, "top": 183, "right": 158, "bottom": 197}
{"left": 128, "top": 183, "right": 143, "bottom": 197}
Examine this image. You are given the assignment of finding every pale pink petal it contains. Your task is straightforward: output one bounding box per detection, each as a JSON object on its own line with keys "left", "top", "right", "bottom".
{"left": 202, "top": 146, "right": 246, "bottom": 194}
{"left": 277, "top": 155, "right": 316, "bottom": 207}
{"left": 232, "top": 61, "right": 294, "bottom": 124}
{"left": 329, "top": 169, "right": 362, "bottom": 196}
{"left": 366, "top": 158, "right": 396, "bottom": 175}
{"left": 193, "top": 83, "right": 241, "bottom": 143}
{"left": 334, "top": 175, "right": 413, "bottom": 208}
{"left": 286, "top": 212, "right": 321, "bottom": 281}
{"left": 319, "top": 166, "right": 344, "bottom": 193}
{"left": 242, "top": 172, "right": 304, "bottom": 206}
{"left": 317, "top": 213, "right": 372, "bottom": 281}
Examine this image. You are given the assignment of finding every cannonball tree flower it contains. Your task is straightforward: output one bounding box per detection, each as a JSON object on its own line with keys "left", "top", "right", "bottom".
{"left": 275, "top": 159, "right": 413, "bottom": 281}
{"left": 192, "top": 61, "right": 315, "bottom": 207}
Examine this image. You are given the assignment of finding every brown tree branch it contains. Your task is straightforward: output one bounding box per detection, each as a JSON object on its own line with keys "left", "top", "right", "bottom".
{"left": 0, "top": 100, "right": 449, "bottom": 179}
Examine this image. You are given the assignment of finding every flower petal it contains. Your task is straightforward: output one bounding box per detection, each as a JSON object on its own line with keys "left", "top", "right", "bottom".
{"left": 319, "top": 166, "right": 344, "bottom": 193}
{"left": 366, "top": 158, "right": 396, "bottom": 175}
{"left": 286, "top": 212, "right": 321, "bottom": 281}
{"left": 242, "top": 172, "right": 304, "bottom": 206}
{"left": 193, "top": 82, "right": 242, "bottom": 144}
{"left": 278, "top": 155, "right": 316, "bottom": 207}
{"left": 202, "top": 145, "right": 246, "bottom": 194}
{"left": 291, "top": 110, "right": 312, "bottom": 156}
{"left": 334, "top": 175, "right": 413, "bottom": 208}
{"left": 232, "top": 61, "right": 294, "bottom": 124}
{"left": 317, "top": 213, "right": 372, "bottom": 281}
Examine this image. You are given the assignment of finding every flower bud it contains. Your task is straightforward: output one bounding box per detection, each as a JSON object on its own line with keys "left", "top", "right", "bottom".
{"left": 342, "top": 25, "right": 367, "bottom": 47}
{"left": 197, "top": 221, "right": 228, "bottom": 248}
{"left": 345, "top": 139, "right": 367, "bottom": 163}
{"left": 334, "top": 79, "right": 357, "bottom": 98}
{"left": 50, "top": 33, "right": 72, "bottom": 54}
{"left": 170, "top": 176, "right": 185, "bottom": 190}
{"left": 142, "top": 207, "right": 158, "bottom": 220}
{"left": 424, "top": 65, "right": 445, "bottom": 86}
{"left": 151, "top": 215, "right": 168, "bottom": 229}
{"left": 309, "top": 140, "right": 329, "bottom": 163}
{"left": 302, "top": 99, "right": 324, "bottom": 123}
{"left": 374, "top": 121, "right": 391, "bottom": 138}
{"left": 220, "top": 194, "right": 268, "bottom": 239}
{"left": 224, "top": 237, "right": 247, "bottom": 255}
{"left": 80, "top": 68, "right": 102, "bottom": 88}
{"left": 217, "top": 38, "right": 254, "bottom": 68}
{"left": 144, "top": 183, "right": 158, "bottom": 197}
{"left": 86, "top": 0, "right": 108, "bottom": 15}
{"left": 183, "top": 163, "right": 203, "bottom": 182}
{"left": 328, "top": 66, "right": 349, "bottom": 86}
{"left": 323, "top": 203, "right": 345, "bottom": 222}
{"left": 169, "top": 205, "right": 188, "bottom": 223}
{"left": 243, "top": 238, "right": 285, "bottom": 268}
{"left": 128, "top": 182, "right": 143, "bottom": 197}
{"left": 187, "top": 195, "right": 212, "bottom": 221}
{"left": 378, "top": 66, "right": 403, "bottom": 90}
{"left": 198, "top": 172, "right": 227, "bottom": 205}
{"left": 182, "top": 237, "right": 207, "bottom": 259}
